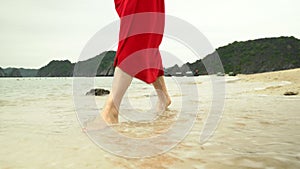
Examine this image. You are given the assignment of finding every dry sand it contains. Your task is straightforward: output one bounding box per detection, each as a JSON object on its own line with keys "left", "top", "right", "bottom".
{"left": 238, "top": 68, "right": 300, "bottom": 95}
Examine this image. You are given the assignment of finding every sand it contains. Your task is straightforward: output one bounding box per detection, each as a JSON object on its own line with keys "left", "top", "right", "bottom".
{"left": 238, "top": 68, "right": 300, "bottom": 95}
{"left": 102, "top": 69, "right": 300, "bottom": 168}
{"left": 1, "top": 69, "right": 299, "bottom": 169}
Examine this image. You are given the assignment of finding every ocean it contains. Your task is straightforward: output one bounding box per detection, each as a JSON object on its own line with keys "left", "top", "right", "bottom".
{"left": 0, "top": 77, "right": 299, "bottom": 168}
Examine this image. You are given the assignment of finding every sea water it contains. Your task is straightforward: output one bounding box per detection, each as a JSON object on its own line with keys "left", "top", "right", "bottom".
{"left": 0, "top": 77, "right": 299, "bottom": 168}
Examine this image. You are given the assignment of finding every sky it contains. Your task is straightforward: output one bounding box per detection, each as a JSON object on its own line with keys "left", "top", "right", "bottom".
{"left": 0, "top": 0, "right": 299, "bottom": 68}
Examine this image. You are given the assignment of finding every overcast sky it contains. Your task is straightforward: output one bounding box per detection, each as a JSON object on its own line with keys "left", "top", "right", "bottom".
{"left": 1, "top": 0, "right": 299, "bottom": 68}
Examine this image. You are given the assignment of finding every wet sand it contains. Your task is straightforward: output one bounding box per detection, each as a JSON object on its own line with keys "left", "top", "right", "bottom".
{"left": 0, "top": 69, "right": 299, "bottom": 169}
{"left": 105, "top": 69, "right": 300, "bottom": 168}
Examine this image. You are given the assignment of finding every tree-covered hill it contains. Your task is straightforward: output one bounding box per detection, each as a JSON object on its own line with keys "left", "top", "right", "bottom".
{"left": 1, "top": 67, "right": 23, "bottom": 77}
{"left": 36, "top": 51, "right": 116, "bottom": 77}
{"left": 3, "top": 67, "right": 38, "bottom": 77}
{"left": 74, "top": 51, "right": 116, "bottom": 77}
{"left": 36, "top": 60, "right": 74, "bottom": 77}
{"left": 218, "top": 36, "right": 300, "bottom": 74}
{"left": 2, "top": 36, "right": 300, "bottom": 77}
{"left": 167, "top": 36, "right": 300, "bottom": 75}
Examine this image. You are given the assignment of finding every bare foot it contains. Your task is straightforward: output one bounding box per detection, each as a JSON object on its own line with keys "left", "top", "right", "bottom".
{"left": 165, "top": 95, "right": 171, "bottom": 108}
{"left": 156, "top": 92, "right": 172, "bottom": 114}
{"left": 82, "top": 101, "right": 119, "bottom": 132}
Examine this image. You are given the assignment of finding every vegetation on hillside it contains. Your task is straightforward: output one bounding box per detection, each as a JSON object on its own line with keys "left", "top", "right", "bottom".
{"left": 36, "top": 60, "right": 74, "bottom": 77}
{"left": 168, "top": 36, "right": 300, "bottom": 75}
{"left": 1, "top": 37, "right": 300, "bottom": 77}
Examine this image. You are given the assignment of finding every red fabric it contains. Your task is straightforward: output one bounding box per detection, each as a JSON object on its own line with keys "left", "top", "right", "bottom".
{"left": 114, "top": 0, "right": 165, "bottom": 84}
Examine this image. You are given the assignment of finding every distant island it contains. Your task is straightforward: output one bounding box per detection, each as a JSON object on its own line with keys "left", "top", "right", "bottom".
{"left": 0, "top": 51, "right": 116, "bottom": 77}
{"left": 1, "top": 36, "right": 299, "bottom": 77}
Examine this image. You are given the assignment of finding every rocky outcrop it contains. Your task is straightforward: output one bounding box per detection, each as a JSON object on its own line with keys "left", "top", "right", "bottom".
{"left": 86, "top": 88, "right": 110, "bottom": 96}
{"left": 2, "top": 68, "right": 37, "bottom": 77}
{"left": 8, "top": 68, "right": 22, "bottom": 77}
{"left": 71, "top": 51, "right": 116, "bottom": 77}
{"left": 284, "top": 91, "right": 299, "bottom": 96}
{"left": 19, "top": 68, "right": 38, "bottom": 77}
{"left": 165, "top": 64, "right": 181, "bottom": 76}
{"left": 0, "top": 67, "right": 5, "bottom": 77}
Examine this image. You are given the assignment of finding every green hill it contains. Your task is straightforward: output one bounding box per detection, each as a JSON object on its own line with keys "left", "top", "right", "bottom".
{"left": 36, "top": 51, "right": 116, "bottom": 77}
{"left": 9, "top": 68, "right": 22, "bottom": 77}
{"left": 2, "top": 68, "right": 22, "bottom": 77}
{"left": 167, "top": 36, "right": 300, "bottom": 75}
{"left": 36, "top": 60, "right": 74, "bottom": 77}
{"left": 1, "top": 51, "right": 116, "bottom": 77}
{"left": 3, "top": 67, "right": 38, "bottom": 77}
{"left": 218, "top": 36, "right": 300, "bottom": 74}
{"left": 74, "top": 51, "right": 116, "bottom": 77}
{"left": 2, "top": 36, "right": 300, "bottom": 77}
{"left": 19, "top": 68, "right": 38, "bottom": 77}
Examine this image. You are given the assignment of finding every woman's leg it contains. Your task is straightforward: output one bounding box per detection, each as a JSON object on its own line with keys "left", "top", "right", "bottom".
{"left": 103, "top": 66, "right": 133, "bottom": 122}
{"left": 152, "top": 76, "right": 171, "bottom": 112}
{"left": 84, "top": 67, "right": 133, "bottom": 130}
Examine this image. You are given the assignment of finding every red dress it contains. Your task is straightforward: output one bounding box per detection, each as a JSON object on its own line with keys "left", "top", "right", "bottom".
{"left": 114, "top": 0, "right": 165, "bottom": 84}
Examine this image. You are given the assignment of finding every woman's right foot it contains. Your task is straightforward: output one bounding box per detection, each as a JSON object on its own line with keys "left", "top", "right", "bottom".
{"left": 83, "top": 100, "right": 119, "bottom": 132}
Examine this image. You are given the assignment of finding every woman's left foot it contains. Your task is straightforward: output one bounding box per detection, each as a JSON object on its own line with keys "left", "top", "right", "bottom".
{"left": 156, "top": 93, "right": 171, "bottom": 114}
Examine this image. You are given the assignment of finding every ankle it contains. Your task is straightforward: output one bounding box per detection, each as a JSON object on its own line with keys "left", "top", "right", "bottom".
{"left": 103, "top": 98, "right": 119, "bottom": 116}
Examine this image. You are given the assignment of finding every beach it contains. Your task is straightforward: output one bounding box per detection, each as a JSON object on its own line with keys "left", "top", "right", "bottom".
{"left": 238, "top": 68, "right": 300, "bottom": 96}
{"left": 0, "top": 69, "right": 299, "bottom": 169}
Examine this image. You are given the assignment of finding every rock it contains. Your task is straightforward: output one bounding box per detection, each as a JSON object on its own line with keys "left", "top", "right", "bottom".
{"left": 165, "top": 64, "right": 181, "bottom": 76}
{"left": 217, "top": 72, "right": 225, "bottom": 76}
{"left": 228, "top": 72, "right": 237, "bottom": 76}
{"left": 0, "top": 67, "right": 5, "bottom": 77}
{"left": 284, "top": 91, "right": 299, "bottom": 96}
{"left": 9, "top": 68, "right": 22, "bottom": 77}
{"left": 86, "top": 88, "right": 110, "bottom": 96}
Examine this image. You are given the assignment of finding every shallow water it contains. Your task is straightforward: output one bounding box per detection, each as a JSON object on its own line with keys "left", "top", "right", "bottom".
{"left": 0, "top": 77, "right": 299, "bottom": 168}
